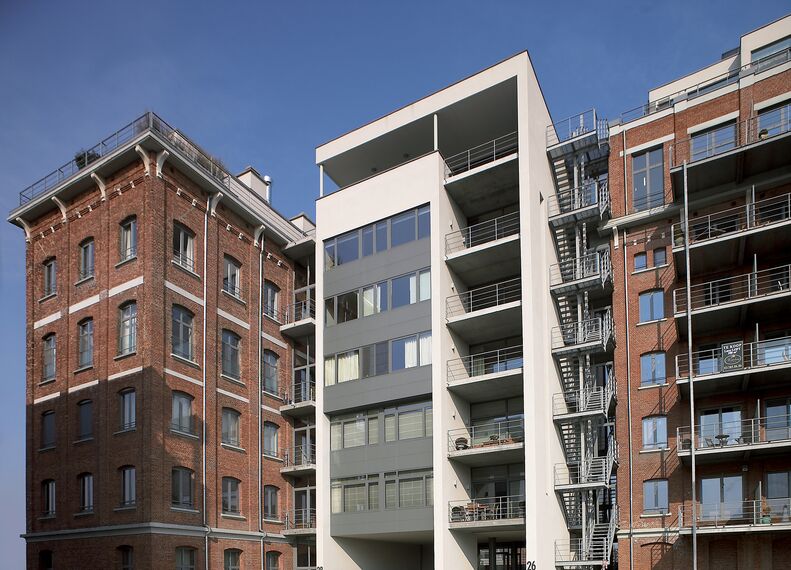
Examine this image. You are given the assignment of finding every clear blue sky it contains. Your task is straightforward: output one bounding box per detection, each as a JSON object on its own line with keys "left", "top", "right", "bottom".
{"left": 0, "top": 1, "right": 787, "bottom": 565}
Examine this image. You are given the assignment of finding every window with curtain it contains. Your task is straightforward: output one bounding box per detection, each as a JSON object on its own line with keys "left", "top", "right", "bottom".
{"left": 42, "top": 334, "right": 56, "bottom": 381}
{"left": 392, "top": 273, "right": 417, "bottom": 308}
{"left": 263, "top": 422, "right": 279, "bottom": 457}
{"left": 263, "top": 350, "right": 279, "bottom": 394}
{"left": 172, "top": 223, "right": 195, "bottom": 271}
{"left": 223, "top": 255, "right": 241, "bottom": 297}
{"left": 221, "top": 329, "right": 241, "bottom": 379}
{"left": 263, "top": 485, "right": 278, "bottom": 519}
{"left": 78, "top": 318, "right": 94, "bottom": 368}
{"left": 78, "top": 238, "right": 95, "bottom": 280}
{"left": 171, "top": 306, "right": 194, "bottom": 360}
{"left": 337, "top": 350, "right": 360, "bottom": 383}
{"left": 118, "top": 302, "right": 137, "bottom": 355}
{"left": 264, "top": 280, "right": 280, "bottom": 319}
{"left": 119, "top": 216, "right": 137, "bottom": 262}
{"left": 221, "top": 408, "right": 240, "bottom": 447}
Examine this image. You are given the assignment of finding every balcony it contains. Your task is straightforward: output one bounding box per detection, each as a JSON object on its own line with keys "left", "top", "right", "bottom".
{"left": 676, "top": 336, "right": 791, "bottom": 395}
{"left": 444, "top": 131, "right": 518, "bottom": 178}
{"left": 447, "top": 418, "right": 524, "bottom": 466}
{"left": 448, "top": 495, "right": 525, "bottom": 533}
{"left": 283, "top": 508, "right": 317, "bottom": 536}
{"left": 677, "top": 413, "right": 791, "bottom": 463}
{"left": 280, "top": 444, "right": 316, "bottom": 477}
{"left": 546, "top": 109, "right": 609, "bottom": 159}
{"left": 549, "top": 250, "right": 612, "bottom": 298}
{"left": 445, "top": 212, "right": 520, "bottom": 285}
{"left": 447, "top": 346, "right": 523, "bottom": 402}
{"left": 668, "top": 109, "right": 791, "bottom": 194}
{"left": 280, "top": 298, "right": 316, "bottom": 339}
{"left": 446, "top": 278, "right": 522, "bottom": 343}
{"left": 551, "top": 311, "right": 614, "bottom": 356}
{"left": 554, "top": 446, "right": 618, "bottom": 492}
{"left": 547, "top": 180, "right": 610, "bottom": 228}
{"left": 552, "top": 381, "right": 616, "bottom": 423}
{"left": 678, "top": 498, "right": 791, "bottom": 535}
{"left": 279, "top": 378, "right": 316, "bottom": 417}
{"left": 673, "top": 264, "right": 791, "bottom": 335}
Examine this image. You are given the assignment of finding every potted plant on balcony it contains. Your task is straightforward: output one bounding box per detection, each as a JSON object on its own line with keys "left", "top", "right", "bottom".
{"left": 454, "top": 437, "right": 469, "bottom": 450}
{"left": 759, "top": 500, "right": 772, "bottom": 524}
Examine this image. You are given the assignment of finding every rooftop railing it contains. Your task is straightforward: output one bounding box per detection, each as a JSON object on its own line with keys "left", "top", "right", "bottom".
{"left": 283, "top": 443, "right": 316, "bottom": 468}
{"left": 285, "top": 508, "right": 317, "bottom": 530}
{"left": 551, "top": 311, "right": 614, "bottom": 351}
{"left": 546, "top": 109, "right": 609, "bottom": 148}
{"left": 673, "top": 264, "right": 791, "bottom": 314}
{"left": 448, "top": 494, "right": 525, "bottom": 523}
{"left": 677, "top": 413, "right": 791, "bottom": 452}
{"left": 447, "top": 346, "right": 523, "bottom": 384}
{"left": 619, "top": 47, "right": 791, "bottom": 125}
{"left": 446, "top": 277, "right": 521, "bottom": 318}
{"left": 547, "top": 179, "right": 610, "bottom": 220}
{"left": 671, "top": 192, "right": 791, "bottom": 248}
{"left": 445, "top": 211, "right": 520, "bottom": 256}
{"left": 444, "top": 131, "right": 518, "bottom": 176}
{"left": 447, "top": 418, "right": 524, "bottom": 453}
{"left": 679, "top": 498, "right": 791, "bottom": 529}
{"left": 284, "top": 298, "right": 316, "bottom": 324}
{"left": 669, "top": 107, "right": 791, "bottom": 168}
{"left": 549, "top": 249, "right": 611, "bottom": 289}
{"left": 676, "top": 335, "right": 791, "bottom": 379}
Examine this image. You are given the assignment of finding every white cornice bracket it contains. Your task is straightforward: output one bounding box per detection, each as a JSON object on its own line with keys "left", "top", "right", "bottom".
{"left": 156, "top": 149, "right": 170, "bottom": 178}
{"left": 90, "top": 172, "right": 107, "bottom": 201}
{"left": 51, "top": 196, "right": 68, "bottom": 223}
{"left": 134, "top": 145, "right": 151, "bottom": 176}
{"left": 15, "top": 217, "right": 31, "bottom": 241}
{"left": 209, "top": 192, "right": 224, "bottom": 217}
{"left": 254, "top": 225, "right": 266, "bottom": 248}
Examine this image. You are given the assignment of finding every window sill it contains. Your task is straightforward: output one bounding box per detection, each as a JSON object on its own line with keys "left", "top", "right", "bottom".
{"left": 73, "top": 365, "right": 94, "bottom": 374}
{"left": 641, "top": 512, "right": 670, "bottom": 518}
{"left": 263, "top": 453, "right": 284, "bottom": 463}
{"left": 113, "top": 427, "right": 137, "bottom": 436}
{"left": 74, "top": 510, "right": 95, "bottom": 517}
{"left": 114, "top": 505, "right": 137, "bottom": 512}
{"left": 262, "top": 389, "right": 284, "bottom": 402}
{"left": 115, "top": 255, "right": 138, "bottom": 269}
{"left": 638, "top": 382, "right": 670, "bottom": 390}
{"left": 114, "top": 351, "right": 137, "bottom": 361}
{"left": 263, "top": 313, "right": 282, "bottom": 325}
{"left": 39, "top": 378, "right": 56, "bottom": 386}
{"left": 221, "top": 513, "right": 246, "bottom": 521}
{"left": 221, "top": 443, "right": 246, "bottom": 454}
{"left": 221, "top": 374, "right": 245, "bottom": 386}
{"left": 38, "top": 293, "right": 57, "bottom": 303}
{"left": 262, "top": 517, "right": 283, "bottom": 524}
{"left": 221, "top": 289, "right": 246, "bottom": 305}
{"left": 632, "top": 263, "right": 670, "bottom": 276}
{"left": 38, "top": 445, "right": 56, "bottom": 453}
{"left": 639, "top": 447, "right": 670, "bottom": 454}
{"left": 171, "top": 506, "right": 200, "bottom": 514}
{"left": 171, "top": 260, "right": 201, "bottom": 280}
{"left": 171, "top": 354, "right": 200, "bottom": 369}
{"left": 171, "top": 428, "right": 200, "bottom": 440}
{"left": 73, "top": 437, "right": 94, "bottom": 445}
{"left": 74, "top": 275, "right": 95, "bottom": 287}
{"left": 636, "top": 318, "right": 667, "bottom": 327}
{"left": 38, "top": 514, "right": 56, "bottom": 521}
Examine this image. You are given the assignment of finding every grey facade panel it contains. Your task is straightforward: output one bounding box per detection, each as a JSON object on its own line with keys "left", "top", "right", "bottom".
{"left": 330, "top": 506, "right": 433, "bottom": 538}
{"left": 330, "top": 437, "right": 433, "bottom": 479}
{"left": 324, "top": 366, "right": 432, "bottom": 414}
{"left": 323, "top": 238, "right": 430, "bottom": 298}
{"left": 323, "top": 301, "right": 431, "bottom": 355}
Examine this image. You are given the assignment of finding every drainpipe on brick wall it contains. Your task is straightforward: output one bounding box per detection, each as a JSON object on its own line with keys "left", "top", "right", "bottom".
{"left": 622, "top": 227, "right": 635, "bottom": 570}
{"left": 203, "top": 196, "right": 210, "bottom": 569}
{"left": 257, "top": 228, "right": 266, "bottom": 565}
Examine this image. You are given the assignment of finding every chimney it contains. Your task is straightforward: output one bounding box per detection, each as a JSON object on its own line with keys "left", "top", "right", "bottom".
{"left": 237, "top": 166, "right": 272, "bottom": 202}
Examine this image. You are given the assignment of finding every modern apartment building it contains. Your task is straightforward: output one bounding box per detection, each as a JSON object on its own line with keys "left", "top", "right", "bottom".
{"left": 8, "top": 113, "right": 318, "bottom": 569}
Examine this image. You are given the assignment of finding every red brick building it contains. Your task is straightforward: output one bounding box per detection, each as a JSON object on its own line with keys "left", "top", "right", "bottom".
{"left": 9, "top": 113, "right": 317, "bottom": 569}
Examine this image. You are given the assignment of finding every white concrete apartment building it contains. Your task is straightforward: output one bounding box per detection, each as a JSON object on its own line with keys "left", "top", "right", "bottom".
{"left": 312, "top": 52, "right": 614, "bottom": 570}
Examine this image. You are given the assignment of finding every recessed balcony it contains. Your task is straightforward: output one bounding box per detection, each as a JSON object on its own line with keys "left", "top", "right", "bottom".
{"left": 551, "top": 311, "right": 614, "bottom": 356}
{"left": 444, "top": 131, "right": 518, "bottom": 178}
{"left": 283, "top": 508, "right": 316, "bottom": 536}
{"left": 446, "top": 346, "right": 523, "bottom": 402}
{"left": 446, "top": 278, "right": 522, "bottom": 343}
{"left": 445, "top": 212, "right": 520, "bottom": 286}
{"left": 547, "top": 180, "right": 610, "bottom": 228}
{"left": 448, "top": 495, "right": 525, "bottom": 533}
{"left": 279, "top": 379, "right": 316, "bottom": 417}
{"left": 549, "top": 250, "right": 612, "bottom": 298}
{"left": 280, "top": 299, "right": 316, "bottom": 339}
{"left": 447, "top": 418, "right": 524, "bottom": 466}
{"left": 678, "top": 498, "right": 791, "bottom": 535}
{"left": 552, "top": 381, "right": 616, "bottom": 423}
{"left": 280, "top": 444, "right": 316, "bottom": 477}
{"left": 677, "top": 413, "right": 791, "bottom": 463}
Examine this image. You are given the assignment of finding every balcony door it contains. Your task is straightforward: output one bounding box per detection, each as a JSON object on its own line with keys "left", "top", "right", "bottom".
{"left": 699, "top": 407, "right": 742, "bottom": 447}
{"left": 701, "top": 474, "right": 743, "bottom": 521}
{"left": 477, "top": 542, "right": 527, "bottom": 570}
{"left": 294, "top": 424, "right": 316, "bottom": 464}
{"left": 757, "top": 331, "right": 791, "bottom": 366}
{"left": 766, "top": 471, "right": 791, "bottom": 521}
{"left": 294, "top": 485, "right": 316, "bottom": 526}
{"left": 766, "top": 399, "right": 791, "bottom": 441}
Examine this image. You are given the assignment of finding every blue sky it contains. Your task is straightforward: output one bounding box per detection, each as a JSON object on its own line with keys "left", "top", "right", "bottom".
{"left": 0, "top": 0, "right": 787, "bottom": 564}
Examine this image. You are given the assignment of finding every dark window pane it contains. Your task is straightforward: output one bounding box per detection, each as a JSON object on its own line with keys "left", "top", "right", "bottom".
{"left": 375, "top": 222, "right": 388, "bottom": 252}
{"left": 391, "top": 211, "right": 416, "bottom": 247}
{"left": 336, "top": 232, "right": 359, "bottom": 265}
{"left": 362, "top": 226, "right": 374, "bottom": 257}
{"left": 375, "top": 342, "right": 389, "bottom": 375}
{"left": 337, "top": 291, "right": 359, "bottom": 323}
{"left": 417, "top": 206, "right": 430, "bottom": 239}
{"left": 361, "top": 345, "right": 375, "bottom": 378}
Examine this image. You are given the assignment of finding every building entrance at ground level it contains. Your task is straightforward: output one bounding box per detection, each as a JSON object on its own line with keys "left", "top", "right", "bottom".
{"left": 477, "top": 542, "right": 526, "bottom": 570}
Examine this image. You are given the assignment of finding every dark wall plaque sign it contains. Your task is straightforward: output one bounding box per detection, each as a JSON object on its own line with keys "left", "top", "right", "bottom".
{"left": 721, "top": 341, "right": 744, "bottom": 372}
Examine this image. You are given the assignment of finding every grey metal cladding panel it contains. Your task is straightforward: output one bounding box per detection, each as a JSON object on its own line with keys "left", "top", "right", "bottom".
{"left": 323, "top": 367, "right": 432, "bottom": 414}
{"left": 323, "top": 238, "right": 430, "bottom": 298}
{"left": 331, "top": 506, "right": 433, "bottom": 537}
{"left": 323, "top": 301, "right": 431, "bottom": 355}
{"left": 330, "top": 437, "right": 433, "bottom": 479}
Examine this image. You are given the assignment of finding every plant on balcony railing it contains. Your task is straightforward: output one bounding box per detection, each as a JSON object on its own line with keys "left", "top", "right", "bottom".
{"left": 445, "top": 211, "right": 519, "bottom": 255}
{"left": 444, "top": 131, "right": 518, "bottom": 176}
{"left": 447, "top": 346, "right": 523, "bottom": 383}
{"left": 446, "top": 277, "right": 521, "bottom": 317}
{"left": 448, "top": 494, "right": 525, "bottom": 523}
{"left": 677, "top": 412, "right": 791, "bottom": 452}
{"left": 675, "top": 335, "right": 791, "bottom": 379}
{"left": 448, "top": 418, "right": 525, "bottom": 452}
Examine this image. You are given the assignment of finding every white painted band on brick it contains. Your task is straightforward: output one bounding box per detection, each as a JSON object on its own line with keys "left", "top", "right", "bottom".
{"left": 109, "top": 276, "right": 144, "bottom": 297}
{"left": 33, "top": 392, "right": 60, "bottom": 405}
{"left": 68, "top": 379, "right": 99, "bottom": 393}
{"left": 164, "top": 367, "right": 203, "bottom": 386}
{"left": 755, "top": 91, "right": 791, "bottom": 111}
{"left": 34, "top": 311, "right": 62, "bottom": 330}
{"left": 108, "top": 366, "right": 143, "bottom": 381}
{"left": 69, "top": 293, "right": 101, "bottom": 314}
{"left": 261, "top": 331, "right": 287, "bottom": 349}
{"left": 687, "top": 111, "right": 740, "bottom": 134}
{"left": 217, "top": 308, "right": 251, "bottom": 330}
{"left": 217, "top": 388, "right": 249, "bottom": 403}
{"left": 619, "top": 133, "right": 675, "bottom": 157}
{"left": 164, "top": 280, "right": 204, "bottom": 306}
{"left": 261, "top": 404, "right": 281, "bottom": 415}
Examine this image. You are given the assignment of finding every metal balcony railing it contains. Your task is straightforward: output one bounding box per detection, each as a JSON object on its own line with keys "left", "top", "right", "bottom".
{"left": 547, "top": 180, "right": 610, "bottom": 219}
{"left": 672, "top": 192, "right": 791, "bottom": 248}
{"left": 676, "top": 335, "right": 791, "bottom": 379}
{"left": 673, "top": 264, "right": 791, "bottom": 313}
{"left": 546, "top": 109, "right": 609, "bottom": 148}
{"left": 445, "top": 211, "right": 520, "bottom": 256}
{"left": 552, "top": 379, "right": 616, "bottom": 418}
{"left": 448, "top": 418, "right": 525, "bottom": 453}
{"left": 447, "top": 346, "right": 523, "bottom": 384}
{"left": 284, "top": 379, "right": 316, "bottom": 405}
{"left": 285, "top": 508, "right": 316, "bottom": 530}
{"left": 551, "top": 311, "right": 614, "bottom": 351}
{"left": 554, "top": 442, "right": 618, "bottom": 487}
{"left": 669, "top": 107, "right": 791, "bottom": 168}
{"left": 173, "top": 251, "right": 196, "bottom": 273}
{"left": 448, "top": 495, "right": 525, "bottom": 523}
{"left": 555, "top": 505, "right": 618, "bottom": 563}
{"left": 222, "top": 280, "right": 243, "bottom": 299}
{"left": 679, "top": 498, "right": 791, "bottom": 528}
{"left": 283, "top": 443, "right": 316, "bottom": 468}
{"left": 284, "top": 298, "right": 316, "bottom": 324}
{"left": 549, "top": 250, "right": 611, "bottom": 288}
{"left": 620, "top": 47, "right": 791, "bottom": 124}
{"left": 444, "top": 131, "right": 518, "bottom": 176}
{"left": 446, "top": 278, "right": 521, "bottom": 318}
{"left": 677, "top": 413, "right": 791, "bottom": 452}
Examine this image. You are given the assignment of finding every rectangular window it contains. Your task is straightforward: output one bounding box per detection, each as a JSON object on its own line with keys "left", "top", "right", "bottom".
{"left": 653, "top": 247, "right": 667, "bottom": 267}
{"left": 78, "top": 401, "right": 93, "bottom": 440}
{"left": 368, "top": 415, "right": 379, "bottom": 445}
{"left": 221, "top": 330, "right": 241, "bottom": 379}
{"left": 634, "top": 253, "right": 647, "bottom": 271}
{"left": 264, "top": 486, "right": 278, "bottom": 519}
{"left": 417, "top": 205, "right": 430, "bottom": 239}
{"left": 324, "top": 242, "right": 336, "bottom": 269}
{"left": 758, "top": 102, "right": 791, "bottom": 138}
{"left": 418, "top": 270, "right": 431, "bottom": 302}
{"left": 43, "top": 480, "right": 56, "bottom": 516}
{"left": 173, "top": 224, "right": 195, "bottom": 271}
{"left": 118, "top": 303, "right": 137, "bottom": 355}
{"left": 385, "top": 480, "right": 396, "bottom": 509}
{"left": 385, "top": 414, "right": 396, "bottom": 442}
{"left": 172, "top": 468, "right": 194, "bottom": 508}
{"left": 639, "top": 290, "right": 664, "bottom": 322}
{"left": 391, "top": 211, "right": 416, "bottom": 247}
{"left": 419, "top": 332, "right": 432, "bottom": 366}
{"left": 640, "top": 352, "right": 666, "bottom": 386}
{"left": 120, "top": 390, "right": 136, "bottom": 430}
{"left": 171, "top": 393, "right": 193, "bottom": 434}
{"left": 399, "top": 477, "right": 424, "bottom": 508}
{"left": 344, "top": 484, "right": 366, "bottom": 512}
{"left": 41, "top": 412, "right": 55, "bottom": 448}
{"left": 751, "top": 36, "right": 791, "bottom": 66}
{"left": 375, "top": 222, "right": 388, "bottom": 252}
{"left": 79, "top": 473, "right": 94, "bottom": 512}
{"left": 337, "top": 350, "right": 359, "bottom": 383}
{"left": 79, "top": 239, "right": 95, "bottom": 280}
{"left": 43, "top": 259, "right": 57, "bottom": 297}
{"left": 172, "top": 307, "right": 194, "bottom": 361}
{"left": 331, "top": 483, "right": 343, "bottom": 514}
{"left": 392, "top": 274, "right": 417, "bottom": 309}
{"left": 222, "top": 478, "right": 240, "bottom": 514}
{"left": 223, "top": 256, "right": 241, "bottom": 298}
{"left": 375, "top": 342, "right": 389, "bottom": 375}
{"left": 330, "top": 423, "right": 342, "bottom": 451}
{"left": 119, "top": 217, "right": 137, "bottom": 261}
{"left": 368, "top": 482, "right": 379, "bottom": 511}
{"left": 633, "top": 147, "right": 664, "bottom": 211}
{"left": 391, "top": 335, "right": 417, "bottom": 370}
{"left": 642, "top": 416, "right": 668, "bottom": 449}
{"left": 691, "top": 123, "right": 736, "bottom": 162}
{"left": 643, "top": 479, "right": 669, "bottom": 514}
{"left": 398, "top": 410, "right": 424, "bottom": 440}
{"left": 78, "top": 319, "right": 94, "bottom": 368}
{"left": 222, "top": 409, "right": 240, "bottom": 447}
{"left": 336, "top": 291, "right": 359, "bottom": 323}
{"left": 263, "top": 282, "right": 280, "bottom": 320}
{"left": 324, "top": 357, "right": 336, "bottom": 386}
{"left": 343, "top": 418, "right": 365, "bottom": 448}
{"left": 362, "top": 226, "right": 374, "bottom": 257}
{"left": 122, "top": 467, "right": 136, "bottom": 506}
{"left": 336, "top": 231, "right": 359, "bottom": 265}
{"left": 42, "top": 335, "right": 56, "bottom": 380}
